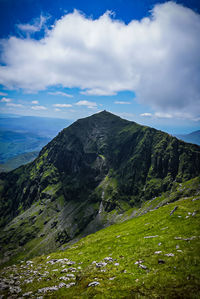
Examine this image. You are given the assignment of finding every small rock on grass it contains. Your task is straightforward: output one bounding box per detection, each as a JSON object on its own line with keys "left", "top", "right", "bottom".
{"left": 135, "top": 260, "right": 143, "bottom": 265}
{"left": 165, "top": 253, "right": 174, "bottom": 257}
{"left": 109, "top": 277, "right": 116, "bottom": 280}
{"left": 88, "top": 281, "right": 100, "bottom": 287}
{"left": 23, "top": 291, "right": 33, "bottom": 297}
{"left": 154, "top": 251, "right": 162, "bottom": 254}
{"left": 158, "top": 259, "right": 165, "bottom": 264}
{"left": 114, "top": 263, "right": 119, "bottom": 266}
{"left": 139, "top": 264, "right": 148, "bottom": 270}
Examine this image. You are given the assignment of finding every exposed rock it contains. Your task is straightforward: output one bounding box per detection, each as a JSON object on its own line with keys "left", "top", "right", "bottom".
{"left": 174, "top": 236, "right": 196, "bottom": 241}
{"left": 65, "top": 282, "right": 75, "bottom": 288}
{"left": 88, "top": 281, "right": 100, "bottom": 287}
{"left": 65, "top": 274, "right": 75, "bottom": 279}
{"left": 67, "top": 268, "right": 77, "bottom": 273}
{"left": 114, "top": 263, "right": 119, "bottom": 266}
{"left": 60, "top": 276, "right": 70, "bottom": 281}
{"left": 192, "top": 198, "right": 199, "bottom": 201}
{"left": 104, "top": 257, "right": 113, "bottom": 262}
{"left": 96, "top": 262, "right": 107, "bottom": 268}
{"left": 135, "top": 260, "right": 144, "bottom": 265}
{"left": 139, "top": 264, "right": 148, "bottom": 270}
{"left": 165, "top": 253, "right": 174, "bottom": 257}
{"left": 158, "top": 259, "right": 165, "bottom": 264}
{"left": 23, "top": 291, "right": 33, "bottom": 297}
{"left": 38, "top": 286, "right": 59, "bottom": 293}
{"left": 109, "top": 277, "right": 116, "bottom": 280}
{"left": 58, "top": 282, "right": 66, "bottom": 288}
{"left": 0, "top": 282, "right": 9, "bottom": 290}
{"left": 9, "top": 286, "right": 21, "bottom": 294}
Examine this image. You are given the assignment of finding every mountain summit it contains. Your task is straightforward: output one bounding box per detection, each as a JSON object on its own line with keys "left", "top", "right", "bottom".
{"left": 0, "top": 111, "right": 200, "bottom": 261}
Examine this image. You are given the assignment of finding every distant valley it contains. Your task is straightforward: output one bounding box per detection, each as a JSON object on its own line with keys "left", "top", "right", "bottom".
{"left": 0, "top": 115, "right": 71, "bottom": 171}
{"left": 176, "top": 130, "right": 200, "bottom": 145}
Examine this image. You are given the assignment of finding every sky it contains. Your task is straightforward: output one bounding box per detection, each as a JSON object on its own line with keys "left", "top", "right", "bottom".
{"left": 0, "top": 0, "right": 200, "bottom": 134}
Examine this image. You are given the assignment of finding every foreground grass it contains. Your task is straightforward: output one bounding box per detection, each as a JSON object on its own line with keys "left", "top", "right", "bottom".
{"left": 0, "top": 192, "right": 200, "bottom": 298}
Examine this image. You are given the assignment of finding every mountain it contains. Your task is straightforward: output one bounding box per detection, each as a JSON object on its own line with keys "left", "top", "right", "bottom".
{"left": 0, "top": 111, "right": 200, "bottom": 263}
{"left": 0, "top": 177, "right": 200, "bottom": 298}
{"left": 176, "top": 130, "right": 200, "bottom": 145}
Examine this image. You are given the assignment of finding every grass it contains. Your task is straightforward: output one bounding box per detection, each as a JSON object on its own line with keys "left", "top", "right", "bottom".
{"left": 0, "top": 190, "right": 200, "bottom": 298}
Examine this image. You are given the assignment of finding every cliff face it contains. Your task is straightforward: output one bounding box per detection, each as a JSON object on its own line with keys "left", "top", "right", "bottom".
{"left": 0, "top": 111, "right": 200, "bottom": 260}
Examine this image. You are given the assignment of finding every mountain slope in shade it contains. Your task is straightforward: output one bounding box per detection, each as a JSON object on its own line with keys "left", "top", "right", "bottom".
{"left": 0, "top": 111, "right": 200, "bottom": 262}
{"left": 176, "top": 130, "right": 200, "bottom": 145}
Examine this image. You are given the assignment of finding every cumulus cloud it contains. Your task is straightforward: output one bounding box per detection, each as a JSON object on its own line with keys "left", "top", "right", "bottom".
{"left": 31, "top": 105, "right": 47, "bottom": 110}
{"left": 115, "top": 101, "right": 131, "bottom": 105}
{"left": 0, "top": 92, "right": 7, "bottom": 96}
{"left": 53, "top": 103, "right": 72, "bottom": 107}
{"left": 48, "top": 91, "right": 73, "bottom": 97}
{"left": 32, "top": 100, "right": 39, "bottom": 104}
{"left": 1, "top": 97, "right": 12, "bottom": 103}
{"left": 0, "top": 2, "right": 200, "bottom": 119}
{"left": 75, "top": 100, "right": 97, "bottom": 109}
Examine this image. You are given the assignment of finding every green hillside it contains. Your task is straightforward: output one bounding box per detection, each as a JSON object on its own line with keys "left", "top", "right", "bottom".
{"left": 0, "top": 177, "right": 199, "bottom": 298}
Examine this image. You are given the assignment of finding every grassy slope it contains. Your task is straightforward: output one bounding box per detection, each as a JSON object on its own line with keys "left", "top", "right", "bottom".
{"left": 0, "top": 178, "right": 200, "bottom": 298}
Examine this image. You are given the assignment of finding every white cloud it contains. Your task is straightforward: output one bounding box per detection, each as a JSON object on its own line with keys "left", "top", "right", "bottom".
{"left": 17, "top": 15, "right": 47, "bottom": 34}
{"left": 0, "top": 92, "right": 7, "bottom": 96}
{"left": 80, "top": 88, "right": 116, "bottom": 96}
{"left": 1, "top": 97, "right": 12, "bottom": 103}
{"left": 48, "top": 91, "right": 73, "bottom": 97}
{"left": 115, "top": 101, "right": 131, "bottom": 105}
{"left": 32, "top": 100, "right": 39, "bottom": 104}
{"left": 53, "top": 103, "right": 72, "bottom": 107}
{"left": 54, "top": 108, "right": 61, "bottom": 111}
{"left": 6, "top": 102, "right": 23, "bottom": 107}
{"left": 154, "top": 112, "right": 172, "bottom": 119}
{"left": 0, "top": 3, "right": 200, "bottom": 119}
{"left": 75, "top": 100, "right": 97, "bottom": 109}
{"left": 140, "top": 113, "right": 152, "bottom": 117}
{"left": 31, "top": 105, "right": 47, "bottom": 110}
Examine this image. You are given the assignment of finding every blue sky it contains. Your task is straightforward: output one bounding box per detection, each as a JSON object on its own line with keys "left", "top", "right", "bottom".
{"left": 0, "top": 0, "right": 200, "bottom": 134}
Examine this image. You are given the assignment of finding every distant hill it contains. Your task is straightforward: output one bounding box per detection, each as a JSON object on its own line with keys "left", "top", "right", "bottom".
{"left": 0, "top": 115, "right": 71, "bottom": 167}
{"left": 176, "top": 130, "right": 200, "bottom": 145}
{"left": 0, "top": 130, "right": 50, "bottom": 163}
{"left": 0, "top": 114, "right": 71, "bottom": 138}
{"left": 0, "top": 151, "right": 39, "bottom": 172}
